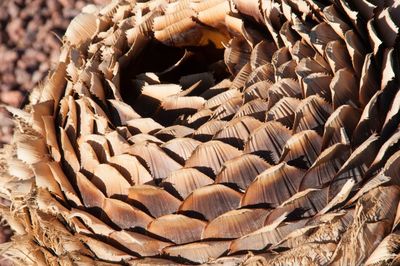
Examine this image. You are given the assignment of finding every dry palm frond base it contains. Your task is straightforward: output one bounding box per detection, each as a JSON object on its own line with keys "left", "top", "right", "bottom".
{"left": 0, "top": 0, "right": 400, "bottom": 265}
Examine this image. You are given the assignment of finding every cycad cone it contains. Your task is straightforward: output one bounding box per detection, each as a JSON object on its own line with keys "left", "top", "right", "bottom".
{"left": 1, "top": 0, "right": 400, "bottom": 265}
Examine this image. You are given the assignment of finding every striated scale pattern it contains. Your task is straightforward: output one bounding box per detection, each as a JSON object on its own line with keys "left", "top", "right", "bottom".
{"left": 0, "top": 0, "right": 400, "bottom": 265}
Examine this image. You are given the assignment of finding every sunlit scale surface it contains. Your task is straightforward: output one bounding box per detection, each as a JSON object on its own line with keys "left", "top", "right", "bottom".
{"left": 1, "top": 0, "right": 400, "bottom": 265}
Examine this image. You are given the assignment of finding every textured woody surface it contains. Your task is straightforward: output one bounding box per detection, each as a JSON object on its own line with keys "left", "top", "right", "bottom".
{"left": 0, "top": 0, "right": 400, "bottom": 265}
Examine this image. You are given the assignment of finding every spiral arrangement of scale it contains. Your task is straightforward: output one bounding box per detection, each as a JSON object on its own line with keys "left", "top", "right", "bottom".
{"left": 0, "top": 0, "right": 399, "bottom": 265}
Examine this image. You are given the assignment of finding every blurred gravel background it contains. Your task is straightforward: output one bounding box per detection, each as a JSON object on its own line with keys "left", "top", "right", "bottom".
{"left": 0, "top": 0, "right": 109, "bottom": 263}
{"left": 0, "top": 0, "right": 109, "bottom": 147}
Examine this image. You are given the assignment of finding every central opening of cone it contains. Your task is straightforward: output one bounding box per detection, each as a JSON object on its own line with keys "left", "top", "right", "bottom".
{"left": 120, "top": 40, "right": 227, "bottom": 127}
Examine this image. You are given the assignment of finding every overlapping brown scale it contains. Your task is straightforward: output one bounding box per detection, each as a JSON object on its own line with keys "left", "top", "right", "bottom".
{"left": 192, "top": 119, "right": 226, "bottom": 142}
{"left": 300, "top": 142, "right": 350, "bottom": 190}
{"left": 394, "top": 198, "right": 400, "bottom": 231}
{"left": 263, "top": 1, "right": 283, "bottom": 47}
{"left": 75, "top": 171, "right": 105, "bottom": 208}
{"left": 153, "top": 9, "right": 197, "bottom": 32}
{"left": 291, "top": 40, "right": 316, "bottom": 62}
{"left": 213, "top": 116, "right": 262, "bottom": 149}
{"left": 75, "top": 99, "right": 96, "bottom": 136}
{"left": 291, "top": 15, "right": 313, "bottom": 48}
{"left": 381, "top": 47, "right": 398, "bottom": 91}
{"left": 160, "top": 137, "right": 201, "bottom": 165}
{"left": 233, "top": 0, "right": 264, "bottom": 24}
{"left": 204, "top": 88, "right": 241, "bottom": 110}
{"left": 154, "top": 125, "right": 194, "bottom": 142}
{"left": 329, "top": 134, "right": 380, "bottom": 200}
{"left": 102, "top": 198, "right": 155, "bottom": 230}
{"left": 271, "top": 47, "right": 292, "bottom": 69}
{"left": 330, "top": 68, "right": 360, "bottom": 109}
{"left": 358, "top": 53, "right": 379, "bottom": 107}
{"left": 155, "top": 96, "right": 206, "bottom": 125}
{"left": 33, "top": 162, "right": 64, "bottom": 201}
{"left": 154, "top": 17, "right": 213, "bottom": 47}
{"left": 79, "top": 134, "right": 111, "bottom": 164}
{"left": 77, "top": 235, "right": 133, "bottom": 262}
{"left": 128, "top": 257, "right": 180, "bottom": 265}
{"left": 47, "top": 162, "right": 82, "bottom": 206}
{"left": 325, "top": 40, "right": 353, "bottom": 73}
{"left": 301, "top": 72, "right": 332, "bottom": 102}
{"left": 266, "top": 78, "right": 303, "bottom": 109}
{"left": 215, "top": 154, "right": 271, "bottom": 190}
{"left": 199, "top": 79, "right": 230, "bottom": 100}
{"left": 31, "top": 100, "right": 54, "bottom": 136}
{"left": 280, "top": 130, "right": 322, "bottom": 169}
{"left": 243, "top": 80, "right": 273, "bottom": 102}
{"left": 310, "top": 22, "right": 341, "bottom": 55}
{"left": 196, "top": 0, "right": 230, "bottom": 30}
{"left": 230, "top": 63, "right": 252, "bottom": 90}
{"left": 352, "top": 90, "right": 387, "bottom": 147}
{"left": 38, "top": 116, "right": 61, "bottom": 162}
{"left": 202, "top": 208, "right": 271, "bottom": 239}
{"left": 108, "top": 99, "right": 141, "bottom": 126}
{"left": 59, "top": 128, "right": 80, "bottom": 173}
{"left": 108, "top": 154, "right": 153, "bottom": 185}
{"left": 185, "top": 140, "right": 241, "bottom": 177}
{"left": 133, "top": 84, "right": 182, "bottom": 116}
{"left": 234, "top": 98, "right": 269, "bottom": 121}
{"left": 179, "top": 184, "right": 242, "bottom": 221}
{"left": 322, "top": 105, "right": 361, "bottom": 148}
{"left": 344, "top": 30, "right": 366, "bottom": 77}
{"left": 375, "top": 7, "right": 399, "bottom": 48}
{"left": 224, "top": 37, "right": 252, "bottom": 75}
{"left": 92, "top": 163, "right": 131, "bottom": 197}
{"left": 223, "top": 12, "right": 244, "bottom": 37}
{"left": 129, "top": 141, "right": 182, "bottom": 180}
{"left": 147, "top": 214, "right": 206, "bottom": 244}
{"left": 245, "top": 63, "right": 275, "bottom": 87}
{"left": 110, "top": 230, "right": 171, "bottom": 257}
{"left": 244, "top": 121, "right": 292, "bottom": 164}
{"left": 184, "top": 109, "right": 213, "bottom": 129}
{"left": 381, "top": 88, "right": 400, "bottom": 137}
{"left": 163, "top": 240, "right": 231, "bottom": 264}
{"left": 295, "top": 57, "right": 332, "bottom": 80}
{"left": 210, "top": 95, "right": 243, "bottom": 121}
{"left": 249, "top": 40, "right": 277, "bottom": 70}
{"left": 229, "top": 215, "right": 309, "bottom": 254}
{"left": 368, "top": 130, "right": 400, "bottom": 176}
{"left": 293, "top": 95, "right": 333, "bottom": 134}
{"left": 128, "top": 133, "right": 164, "bottom": 145}
{"left": 275, "top": 59, "right": 298, "bottom": 80}
{"left": 126, "top": 118, "right": 164, "bottom": 135}
{"left": 265, "top": 188, "right": 329, "bottom": 224}
{"left": 279, "top": 21, "right": 300, "bottom": 50}
{"left": 366, "top": 19, "right": 383, "bottom": 56}
{"left": 7, "top": 158, "right": 33, "bottom": 181}
{"left": 162, "top": 168, "right": 214, "bottom": 200}
{"left": 128, "top": 185, "right": 181, "bottom": 218}
{"left": 241, "top": 163, "right": 305, "bottom": 208}
{"left": 266, "top": 97, "right": 301, "bottom": 129}
{"left": 323, "top": 5, "right": 351, "bottom": 39}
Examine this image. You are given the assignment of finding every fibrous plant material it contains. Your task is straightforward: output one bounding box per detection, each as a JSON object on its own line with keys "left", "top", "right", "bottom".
{"left": 0, "top": 0, "right": 400, "bottom": 265}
